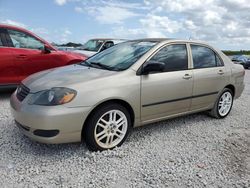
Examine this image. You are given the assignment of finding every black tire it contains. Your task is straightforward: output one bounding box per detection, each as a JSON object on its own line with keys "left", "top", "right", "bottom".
{"left": 209, "top": 88, "right": 233, "bottom": 119}
{"left": 83, "top": 103, "right": 131, "bottom": 151}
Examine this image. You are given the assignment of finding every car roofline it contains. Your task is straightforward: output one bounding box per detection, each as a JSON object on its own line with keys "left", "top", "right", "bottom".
{"left": 126, "top": 38, "right": 212, "bottom": 46}
{"left": 0, "top": 24, "right": 57, "bottom": 51}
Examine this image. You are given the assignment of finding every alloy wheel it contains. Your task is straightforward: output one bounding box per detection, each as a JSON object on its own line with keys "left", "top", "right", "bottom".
{"left": 218, "top": 91, "right": 232, "bottom": 116}
{"left": 94, "top": 109, "right": 128, "bottom": 149}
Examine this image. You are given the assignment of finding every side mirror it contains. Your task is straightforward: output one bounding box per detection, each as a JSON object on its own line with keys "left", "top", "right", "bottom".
{"left": 141, "top": 61, "right": 165, "bottom": 75}
{"left": 42, "top": 44, "right": 51, "bottom": 54}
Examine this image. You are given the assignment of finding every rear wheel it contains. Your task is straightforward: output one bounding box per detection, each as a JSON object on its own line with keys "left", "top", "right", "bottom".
{"left": 209, "top": 88, "right": 233, "bottom": 118}
{"left": 83, "top": 103, "right": 131, "bottom": 151}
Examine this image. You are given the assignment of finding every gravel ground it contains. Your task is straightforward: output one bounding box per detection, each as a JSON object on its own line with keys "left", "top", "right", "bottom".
{"left": 0, "top": 71, "right": 249, "bottom": 188}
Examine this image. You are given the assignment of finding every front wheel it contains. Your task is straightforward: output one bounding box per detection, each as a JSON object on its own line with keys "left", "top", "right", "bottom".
{"left": 209, "top": 88, "right": 233, "bottom": 118}
{"left": 83, "top": 103, "right": 131, "bottom": 151}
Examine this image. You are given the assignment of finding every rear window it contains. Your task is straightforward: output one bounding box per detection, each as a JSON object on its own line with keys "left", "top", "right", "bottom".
{"left": 191, "top": 45, "right": 223, "bottom": 68}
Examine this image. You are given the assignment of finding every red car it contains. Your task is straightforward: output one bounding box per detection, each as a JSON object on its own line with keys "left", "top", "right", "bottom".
{"left": 0, "top": 24, "right": 87, "bottom": 88}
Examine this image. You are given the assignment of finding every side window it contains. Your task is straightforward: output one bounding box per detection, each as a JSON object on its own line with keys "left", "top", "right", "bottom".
{"left": 105, "top": 41, "right": 114, "bottom": 48}
{"left": 101, "top": 41, "right": 114, "bottom": 51}
{"left": 0, "top": 37, "right": 3, "bottom": 46}
{"left": 191, "top": 45, "right": 223, "bottom": 68}
{"left": 0, "top": 28, "right": 5, "bottom": 47}
{"left": 7, "top": 29, "right": 44, "bottom": 50}
{"left": 149, "top": 44, "right": 188, "bottom": 72}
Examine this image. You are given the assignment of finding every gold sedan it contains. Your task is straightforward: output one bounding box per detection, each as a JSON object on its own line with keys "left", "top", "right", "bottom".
{"left": 10, "top": 39, "right": 245, "bottom": 151}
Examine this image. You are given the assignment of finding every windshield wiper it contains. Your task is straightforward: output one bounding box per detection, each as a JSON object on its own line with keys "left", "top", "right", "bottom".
{"left": 79, "top": 61, "right": 118, "bottom": 71}
{"left": 79, "top": 60, "right": 93, "bottom": 67}
{"left": 90, "top": 62, "right": 115, "bottom": 70}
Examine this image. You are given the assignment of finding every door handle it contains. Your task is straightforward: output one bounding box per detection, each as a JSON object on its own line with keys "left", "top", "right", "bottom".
{"left": 16, "top": 54, "right": 27, "bottom": 59}
{"left": 218, "top": 70, "right": 224, "bottom": 75}
{"left": 183, "top": 74, "right": 192, "bottom": 80}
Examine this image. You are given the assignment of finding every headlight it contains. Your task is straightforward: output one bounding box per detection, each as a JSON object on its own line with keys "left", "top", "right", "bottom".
{"left": 28, "top": 87, "right": 77, "bottom": 106}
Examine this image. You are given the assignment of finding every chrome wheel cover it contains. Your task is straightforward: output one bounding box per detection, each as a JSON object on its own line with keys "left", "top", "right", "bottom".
{"left": 94, "top": 110, "right": 128, "bottom": 149}
{"left": 218, "top": 91, "right": 232, "bottom": 116}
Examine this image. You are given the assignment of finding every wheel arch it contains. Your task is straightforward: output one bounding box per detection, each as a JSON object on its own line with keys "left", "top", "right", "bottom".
{"left": 224, "top": 84, "right": 235, "bottom": 97}
{"left": 81, "top": 99, "right": 135, "bottom": 137}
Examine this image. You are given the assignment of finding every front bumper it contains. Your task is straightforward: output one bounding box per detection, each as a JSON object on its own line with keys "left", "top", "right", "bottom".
{"left": 10, "top": 91, "right": 91, "bottom": 144}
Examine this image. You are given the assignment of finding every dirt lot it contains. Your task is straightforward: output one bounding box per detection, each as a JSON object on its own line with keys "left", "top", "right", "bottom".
{"left": 0, "top": 70, "right": 249, "bottom": 187}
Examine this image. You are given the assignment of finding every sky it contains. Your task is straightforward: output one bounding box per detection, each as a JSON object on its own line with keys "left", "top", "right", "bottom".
{"left": 0, "top": 0, "right": 250, "bottom": 50}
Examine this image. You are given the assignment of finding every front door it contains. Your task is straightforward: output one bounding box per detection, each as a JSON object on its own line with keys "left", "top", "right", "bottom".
{"left": 0, "top": 28, "right": 20, "bottom": 85}
{"left": 6, "top": 28, "right": 58, "bottom": 81}
{"left": 141, "top": 44, "right": 193, "bottom": 123}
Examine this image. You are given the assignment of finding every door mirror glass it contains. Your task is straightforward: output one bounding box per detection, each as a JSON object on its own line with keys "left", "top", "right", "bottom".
{"left": 42, "top": 44, "right": 51, "bottom": 54}
{"left": 141, "top": 61, "right": 165, "bottom": 75}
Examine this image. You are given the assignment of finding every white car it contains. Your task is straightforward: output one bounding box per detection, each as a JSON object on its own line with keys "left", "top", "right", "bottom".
{"left": 73, "top": 38, "right": 126, "bottom": 57}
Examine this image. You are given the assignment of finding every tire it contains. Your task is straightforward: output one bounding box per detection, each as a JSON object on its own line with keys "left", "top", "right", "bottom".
{"left": 83, "top": 103, "right": 131, "bottom": 151}
{"left": 209, "top": 88, "right": 233, "bottom": 119}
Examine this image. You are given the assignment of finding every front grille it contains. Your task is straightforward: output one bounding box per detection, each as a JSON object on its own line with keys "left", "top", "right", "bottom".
{"left": 16, "top": 84, "right": 30, "bottom": 102}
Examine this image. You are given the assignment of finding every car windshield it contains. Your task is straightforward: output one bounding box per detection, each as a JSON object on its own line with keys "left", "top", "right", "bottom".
{"left": 79, "top": 39, "right": 104, "bottom": 52}
{"left": 81, "top": 41, "right": 157, "bottom": 71}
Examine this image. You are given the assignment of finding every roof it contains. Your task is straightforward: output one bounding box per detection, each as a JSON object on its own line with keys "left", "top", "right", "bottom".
{"left": 128, "top": 38, "right": 212, "bottom": 46}
{"left": 129, "top": 38, "right": 173, "bottom": 43}
{"left": 90, "top": 38, "right": 126, "bottom": 41}
{"left": 0, "top": 23, "right": 25, "bottom": 30}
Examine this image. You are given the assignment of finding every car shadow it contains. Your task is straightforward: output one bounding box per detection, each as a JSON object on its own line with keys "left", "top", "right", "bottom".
{"left": 132, "top": 112, "right": 210, "bottom": 135}
{"left": 10, "top": 111, "right": 212, "bottom": 157}
{"left": 9, "top": 128, "right": 89, "bottom": 159}
{"left": 0, "top": 89, "right": 15, "bottom": 100}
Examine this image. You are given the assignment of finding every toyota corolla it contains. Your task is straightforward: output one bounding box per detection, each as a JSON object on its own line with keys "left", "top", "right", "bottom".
{"left": 10, "top": 39, "right": 245, "bottom": 151}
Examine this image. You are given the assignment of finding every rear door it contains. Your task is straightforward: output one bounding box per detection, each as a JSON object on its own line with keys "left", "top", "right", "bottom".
{"left": 189, "top": 44, "right": 228, "bottom": 110}
{"left": 141, "top": 43, "right": 193, "bottom": 123}
{"left": 0, "top": 28, "right": 19, "bottom": 85}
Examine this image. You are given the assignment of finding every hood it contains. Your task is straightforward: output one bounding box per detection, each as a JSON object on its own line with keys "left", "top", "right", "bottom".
{"left": 73, "top": 50, "right": 97, "bottom": 57}
{"left": 22, "top": 64, "right": 117, "bottom": 92}
{"left": 59, "top": 50, "right": 87, "bottom": 59}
